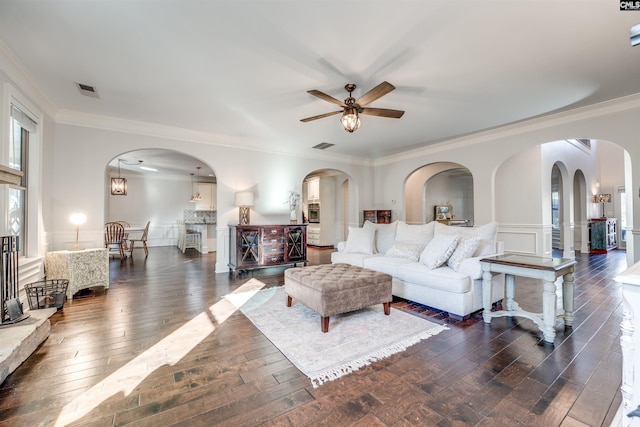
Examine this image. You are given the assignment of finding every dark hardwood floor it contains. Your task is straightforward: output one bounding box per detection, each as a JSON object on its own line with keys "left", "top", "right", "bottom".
{"left": 0, "top": 246, "right": 628, "bottom": 426}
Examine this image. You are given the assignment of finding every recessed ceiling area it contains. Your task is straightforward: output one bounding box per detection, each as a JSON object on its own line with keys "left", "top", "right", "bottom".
{"left": 1, "top": 1, "right": 638, "bottom": 159}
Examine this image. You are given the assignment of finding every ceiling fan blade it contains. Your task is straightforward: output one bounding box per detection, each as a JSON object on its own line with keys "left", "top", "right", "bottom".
{"left": 360, "top": 108, "right": 405, "bottom": 119}
{"left": 307, "top": 90, "right": 348, "bottom": 108}
{"left": 355, "top": 81, "right": 396, "bottom": 107}
{"left": 300, "top": 110, "right": 343, "bottom": 122}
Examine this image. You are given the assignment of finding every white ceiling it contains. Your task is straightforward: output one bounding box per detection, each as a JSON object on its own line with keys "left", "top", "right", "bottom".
{"left": 1, "top": 1, "right": 639, "bottom": 168}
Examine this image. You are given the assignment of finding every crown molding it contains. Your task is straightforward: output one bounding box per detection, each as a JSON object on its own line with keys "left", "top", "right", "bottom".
{"left": 374, "top": 93, "right": 640, "bottom": 167}
{"left": 56, "top": 109, "right": 371, "bottom": 167}
{"left": 0, "top": 39, "right": 57, "bottom": 118}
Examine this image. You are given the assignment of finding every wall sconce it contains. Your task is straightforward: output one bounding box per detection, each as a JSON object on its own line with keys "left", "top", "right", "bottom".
{"left": 69, "top": 212, "right": 87, "bottom": 251}
{"left": 592, "top": 193, "right": 611, "bottom": 218}
{"left": 235, "top": 191, "right": 254, "bottom": 225}
{"left": 111, "top": 159, "right": 127, "bottom": 195}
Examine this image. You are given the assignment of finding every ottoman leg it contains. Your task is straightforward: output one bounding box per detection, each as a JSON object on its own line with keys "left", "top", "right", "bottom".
{"left": 384, "top": 302, "right": 391, "bottom": 315}
{"left": 286, "top": 295, "right": 292, "bottom": 307}
{"left": 321, "top": 316, "right": 329, "bottom": 333}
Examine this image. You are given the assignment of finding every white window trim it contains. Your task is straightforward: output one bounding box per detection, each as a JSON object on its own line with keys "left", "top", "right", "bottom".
{"left": 3, "top": 82, "right": 44, "bottom": 259}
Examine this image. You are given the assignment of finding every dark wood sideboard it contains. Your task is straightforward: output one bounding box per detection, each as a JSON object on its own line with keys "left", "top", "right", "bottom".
{"left": 228, "top": 224, "right": 308, "bottom": 276}
{"left": 588, "top": 217, "right": 617, "bottom": 254}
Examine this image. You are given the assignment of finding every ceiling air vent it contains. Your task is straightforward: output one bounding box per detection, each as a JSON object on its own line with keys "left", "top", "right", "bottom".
{"left": 76, "top": 82, "right": 100, "bottom": 98}
{"left": 312, "top": 142, "right": 335, "bottom": 150}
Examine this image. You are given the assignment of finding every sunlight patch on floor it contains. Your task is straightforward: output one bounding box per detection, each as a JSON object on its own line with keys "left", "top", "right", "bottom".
{"left": 54, "top": 278, "right": 265, "bottom": 427}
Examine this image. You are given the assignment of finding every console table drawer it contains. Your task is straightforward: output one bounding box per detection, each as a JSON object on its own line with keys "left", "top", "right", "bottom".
{"left": 263, "top": 254, "right": 285, "bottom": 265}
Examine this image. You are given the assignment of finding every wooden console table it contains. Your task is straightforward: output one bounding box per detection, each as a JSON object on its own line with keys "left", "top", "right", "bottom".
{"left": 44, "top": 248, "right": 109, "bottom": 299}
{"left": 589, "top": 217, "right": 617, "bottom": 253}
{"left": 228, "top": 224, "right": 307, "bottom": 276}
{"left": 480, "top": 254, "right": 576, "bottom": 344}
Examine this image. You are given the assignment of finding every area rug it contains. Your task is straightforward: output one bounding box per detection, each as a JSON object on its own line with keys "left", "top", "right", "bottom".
{"left": 238, "top": 285, "right": 448, "bottom": 388}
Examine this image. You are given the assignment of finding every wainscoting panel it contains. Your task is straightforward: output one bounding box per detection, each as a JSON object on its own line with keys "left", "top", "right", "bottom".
{"left": 497, "top": 223, "right": 552, "bottom": 257}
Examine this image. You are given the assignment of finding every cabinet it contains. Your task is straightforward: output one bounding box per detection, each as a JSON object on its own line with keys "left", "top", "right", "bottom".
{"left": 228, "top": 224, "right": 307, "bottom": 276}
{"left": 363, "top": 210, "right": 392, "bottom": 224}
{"left": 195, "top": 183, "right": 216, "bottom": 210}
{"left": 44, "top": 248, "right": 109, "bottom": 299}
{"left": 306, "top": 177, "right": 320, "bottom": 201}
{"left": 589, "top": 218, "right": 617, "bottom": 253}
{"left": 303, "top": 175, "right": 336, "bottom": 247}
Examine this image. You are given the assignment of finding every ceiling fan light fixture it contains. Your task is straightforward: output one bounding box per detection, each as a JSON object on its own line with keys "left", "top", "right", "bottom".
{"left": 340, "top": 107, "right": 361, "bottom": 133}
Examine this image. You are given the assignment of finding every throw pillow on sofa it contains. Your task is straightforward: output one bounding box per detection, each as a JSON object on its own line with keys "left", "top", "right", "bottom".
{"left": 395, "top": 221, "right": 436, "bottom": 246}
{"left": 363, "top": 220, "right": 398, "bottom": 254}
{"left": 434, "top": 221, "right": 498, "bottom": 257}
{"left": 419, "top": 234, "right": 459, "bottom": 269}
{"left": 447, "top": 236, "right": 482, "bottom": 271}
{"left": 344, "top": 226, "right": 376, "bottom": 254}
{"left": 385, "top": 241, "right": 425, "bottom": 262}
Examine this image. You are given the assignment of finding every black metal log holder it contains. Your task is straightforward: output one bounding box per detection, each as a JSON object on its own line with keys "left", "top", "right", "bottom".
{"left": 1, "top": 235, "right": 28, "bottom": 325}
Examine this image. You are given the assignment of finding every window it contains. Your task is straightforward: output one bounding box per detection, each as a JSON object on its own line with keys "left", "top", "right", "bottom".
{"left": 8, "top": 105, "right": 35, "bottom": 256}
{"left": 619, "top": 187, "right": 627, "bottom": 242}
{"left": 551, "top": 186, "right": 559, "bottom": 229}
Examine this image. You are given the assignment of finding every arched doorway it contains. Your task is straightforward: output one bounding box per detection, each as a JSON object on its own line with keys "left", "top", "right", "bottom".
{"left": 105, "top": 149, "right": 216, "bottom": 251}
{"left": 301, "top": 169, "right": 351, "bottom": 247}
{"left": 405, "top": 162, "right": 473, "bottom": 225}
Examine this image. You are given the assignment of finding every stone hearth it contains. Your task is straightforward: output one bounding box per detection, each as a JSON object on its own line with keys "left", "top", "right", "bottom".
{"left": 0, "top": 308, "right": 57, "bottom": 384}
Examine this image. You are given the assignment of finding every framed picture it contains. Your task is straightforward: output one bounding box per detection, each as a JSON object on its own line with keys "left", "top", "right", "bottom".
{"left": 434, "top": 205, "right": 452, "bottom": 221}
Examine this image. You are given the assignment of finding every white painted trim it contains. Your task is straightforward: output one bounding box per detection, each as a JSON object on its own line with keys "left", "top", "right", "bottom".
{"left": 55, "top": 109, "right": 371, "bottom": 167}
{"left": 0, "top": 40, "right": 57, "bottom": 118}
{"left": 374, "top": 93, "right": 640, "bottom": 167}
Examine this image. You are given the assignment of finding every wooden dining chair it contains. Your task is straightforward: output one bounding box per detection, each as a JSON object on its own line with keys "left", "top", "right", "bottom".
{"left": 115, "top": 220, "right": 131, "bottom": 250}
{"left": 104, "top": 222, "right": 126, "bottom": 260}
{"left": 129, "top": 221, "right": 150, "bottom": 258}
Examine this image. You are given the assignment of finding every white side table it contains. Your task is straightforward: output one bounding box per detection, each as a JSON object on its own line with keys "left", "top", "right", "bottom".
{"left": 480, "top": 254, "right": 576, "bottom": 344}
{"left": 44, "top": 248, "right": 109, "bottom": 299}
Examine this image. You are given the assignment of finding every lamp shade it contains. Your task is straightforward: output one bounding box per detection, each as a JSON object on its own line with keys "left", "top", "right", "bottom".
{"left": 235, "top": 191, "right": 254, "bottom": 207}
{"left": 593, "top": 193, "right": 611, "bottom": 203}
{"left": 69, "top": 212, "right": 87, "bottom": 225}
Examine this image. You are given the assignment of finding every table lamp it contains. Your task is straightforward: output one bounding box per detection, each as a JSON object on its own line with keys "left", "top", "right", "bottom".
{"left": 593, "top": 193, "right": 611, "bottom": 218}
{"left": 235, "top": 191, "right": 254, "bottom": 225}
{"left": 70, "top": 212, "right": 87, "bottom": 250}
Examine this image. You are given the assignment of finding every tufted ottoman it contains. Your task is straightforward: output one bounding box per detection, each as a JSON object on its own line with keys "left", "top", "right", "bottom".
{"left": 284, "top": 263, "right": 393, "bottom": 332}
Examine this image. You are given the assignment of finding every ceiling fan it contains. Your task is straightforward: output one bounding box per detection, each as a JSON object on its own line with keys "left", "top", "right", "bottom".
{"left": 300, "top": 81, "right": 404, "bottom": 133}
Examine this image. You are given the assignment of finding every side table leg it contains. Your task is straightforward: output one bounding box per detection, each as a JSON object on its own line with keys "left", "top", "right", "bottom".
{"left": 482, "top": 269, "right": 493, "bottom": 324}
{"left": 562, "top": 272, "right": 575, "bottom": 327}
{"left": 542, "top": 279, "right": 557, "bottom": 343}
{"left": 505, "top": 274, "right": 515, "bottom": 312}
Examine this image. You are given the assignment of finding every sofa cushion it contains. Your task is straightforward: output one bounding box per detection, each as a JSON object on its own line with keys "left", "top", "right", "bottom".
{"left": 419, "top": 234, "right": 459, "bottom": 269}
{"left": 331, "top": 251, "right": 381, "bottom": 267}
{"left": 344, "top": 226, "right": 376, "bottom": 254}
{"left": 363, "top": 256, "right": 414, "bottom": 277}
{"left": 434, "top": 221, "right": 498, "bottom": 257}
{"left": 395, "top": 221, "right": 435, "bottom": 246}
{"left": 385, "top": 241, "right": 425, "bottom": 262}
{"left": 396, "top": 262, "right": 472, "bottom": 294}
{"left": 456, "top": 256, "right": 483, "bottom": 280}
{"left": 363, "top": 220, "right": 398, "bottom": 254}
{"left": 447, "top": 236, "right": 481, "bottom": 271}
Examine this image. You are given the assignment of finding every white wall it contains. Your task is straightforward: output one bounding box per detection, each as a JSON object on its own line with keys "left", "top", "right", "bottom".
{"left": 48, "top": 123, "right": 372, "bottom": 272}
{"left": 373, "top": 97, "right": 640, "bottom": 261}
{"left": 108, "top": 173, "right": 193, "bottom": 248}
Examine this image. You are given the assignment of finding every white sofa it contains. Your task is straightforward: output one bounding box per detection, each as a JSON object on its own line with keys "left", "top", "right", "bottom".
{"left": 331, "top": 220, "right": 505, "bottom": 319}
